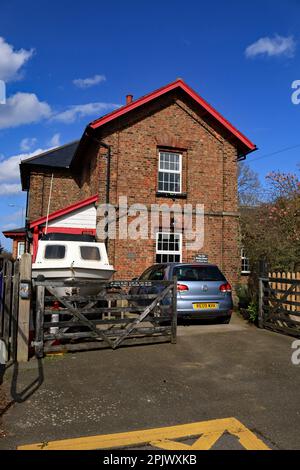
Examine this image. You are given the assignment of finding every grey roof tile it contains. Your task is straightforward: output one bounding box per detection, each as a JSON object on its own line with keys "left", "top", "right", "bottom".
{"left": 21, "top": 140, "right": 79, "bottom": 168}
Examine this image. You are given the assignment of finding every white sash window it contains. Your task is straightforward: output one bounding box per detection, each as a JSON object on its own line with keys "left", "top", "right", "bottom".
{"left": 158, "top": 151, "right": 182, "bottom": 194}
{"left": 156, "top": 232, "right": 182, "bottom": 263}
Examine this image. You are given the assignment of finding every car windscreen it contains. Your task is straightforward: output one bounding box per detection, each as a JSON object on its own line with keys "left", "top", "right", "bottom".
{"left": 173, "top": 265, "right": 226, "bottom": 282}
{"left": 80, "top": 246, "right": 101, "bottom": 261}
{"left": 44, "top": 245, "right": 66, "bottom": 259}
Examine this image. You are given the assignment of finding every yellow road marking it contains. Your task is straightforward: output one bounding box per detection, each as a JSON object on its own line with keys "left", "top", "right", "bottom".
{"left": 18, "top": 417, "right": 270, "bottom": 451}
{"left": 151, "top": 430, "right": 225, "bottom": 451}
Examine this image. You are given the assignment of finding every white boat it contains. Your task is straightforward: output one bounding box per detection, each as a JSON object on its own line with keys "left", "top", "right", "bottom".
{"left": 32, "top": 234, "right": 115, "bottom": 297}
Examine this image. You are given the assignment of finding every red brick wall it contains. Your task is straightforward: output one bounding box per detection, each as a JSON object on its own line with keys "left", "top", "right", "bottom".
{"left": 94, "top": 93, "right": 241, "bottom": 290}
{"left": 27, "top": 91, "right": 241, "bottom": 292}
{"left": 28, "top": 168, "right": 92, "bottom": 221}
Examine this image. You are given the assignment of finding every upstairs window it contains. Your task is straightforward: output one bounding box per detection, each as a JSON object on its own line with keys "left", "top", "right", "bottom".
{"left": 158, "top": 151, "right": 181, "bottom": 193}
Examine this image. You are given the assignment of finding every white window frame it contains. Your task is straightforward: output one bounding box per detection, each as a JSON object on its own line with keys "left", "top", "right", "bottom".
{"left": 241, "top": 248, "right": 250, "bottom": 274}
{"left": 158, "top": 151, "right": 182, "bottom": 194}
{"left": 155, "top": 232, "right": 182, "bottom": 263}
{"left": 17, "top": 241, "right": 25, "bottom": 259}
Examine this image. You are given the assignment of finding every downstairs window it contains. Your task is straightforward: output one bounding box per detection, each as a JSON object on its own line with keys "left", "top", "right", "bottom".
{"left": 155, "top": 232, "right": 182, "bottom": 263}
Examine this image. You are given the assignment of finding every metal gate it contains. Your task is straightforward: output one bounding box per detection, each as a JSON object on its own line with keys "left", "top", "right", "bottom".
{"left": 33, "top": 278, "right": 177, "bottom": 357}
{"left": 0, "top": 258, "right": 20, "bottom": 362}
{"left": 258, "top": 272, "right": 300, "bottom": 337}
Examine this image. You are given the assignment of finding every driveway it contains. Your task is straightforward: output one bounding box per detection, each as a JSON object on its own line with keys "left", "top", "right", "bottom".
{"left": 0, "top": 314, "right": 299, "bottom": 450}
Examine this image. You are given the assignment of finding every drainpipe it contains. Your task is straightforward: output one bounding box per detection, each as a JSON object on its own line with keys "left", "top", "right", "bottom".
{"left": 24, "top": 188, "right": 30, "bottom": 253}
{"left": 99, "top": 141, "right": 111, "bottom": 215}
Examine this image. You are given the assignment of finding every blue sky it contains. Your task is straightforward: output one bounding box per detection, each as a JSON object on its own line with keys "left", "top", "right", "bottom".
{"left": 1, "top": 0, "right": 300, "bottom": 249}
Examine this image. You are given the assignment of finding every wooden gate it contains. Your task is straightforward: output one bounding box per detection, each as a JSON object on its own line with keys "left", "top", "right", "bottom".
{"left": 0, "top": 258, "right": 20, "bottom": 362}
{"left": 33, "top": 278, "right": 177, "bottom": 357}
{"left": 258, "top": 272, "right": 300, "bottom": 337}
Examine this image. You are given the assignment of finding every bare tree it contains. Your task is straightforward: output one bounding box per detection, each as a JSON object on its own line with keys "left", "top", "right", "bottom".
{"left": 241, "top": 170, "right": 300, "bottom": 272}
{"left": 238, "top": 162, "right": 263, "bottom": 207}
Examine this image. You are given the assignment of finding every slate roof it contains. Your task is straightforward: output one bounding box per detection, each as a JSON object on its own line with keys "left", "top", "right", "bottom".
{"left": 20, "top": 140, "right": 79, "bottom": 190}
{"left": 21, "top": 140, "right": 79, "bottom": 168}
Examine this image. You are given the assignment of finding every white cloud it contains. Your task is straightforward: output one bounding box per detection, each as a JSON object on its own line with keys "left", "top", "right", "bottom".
{"left": 0, "top": 184, "right": 22, "bottom": 196}
{"left": 0, "top": 92, "right": 52, "bottom": 129}
{"left": 0, "top": 37, "right": 34, "bottom": 82}
{"left": 48, "top": 133, "right": 61, "bottom": 147}
{"left": 20, "top": 137, "right": 37, "bottom": 151}
{"left": 0, "top": 154, "right": 25, "bottom": 183}
{"left": 73, "top": 74, "right": 106, "bottom": 88}
{"left": 245, "top": 35, "right": 296, "bottom": 58}
{"left": 0, "top": 147, "right": 48, "bottom": 195}
{"left": 51, "top": 102, "right": 119, "bottom": 123}
{"left": 0, "top": 91, "right": 119, "bottom": 129}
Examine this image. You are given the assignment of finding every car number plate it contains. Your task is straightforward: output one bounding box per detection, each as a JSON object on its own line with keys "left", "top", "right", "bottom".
{"left": 193, "top": 303, "right": 218, "bottom": 310}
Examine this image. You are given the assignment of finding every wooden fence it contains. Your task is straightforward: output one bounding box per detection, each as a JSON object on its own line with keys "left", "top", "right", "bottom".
{"left": 33, "top": 278, "right": 178, "bottom": 357}
{"left": 258, "top": 271, "right": 300, "bottom": 337}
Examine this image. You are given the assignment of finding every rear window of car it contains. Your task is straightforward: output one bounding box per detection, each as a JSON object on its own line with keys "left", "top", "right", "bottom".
{"left": 45, "top": 245, "right": 66, "bottom": 259}
{"left": 173, "top": 266, "right": 226, "bottom": 282}
{"left": 80, "top": 246, "right": 101, "bottom": 261}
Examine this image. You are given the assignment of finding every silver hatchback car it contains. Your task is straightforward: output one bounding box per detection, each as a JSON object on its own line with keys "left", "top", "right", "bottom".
{"left": 135, "top": 263, "right": 233, "bottom": 323}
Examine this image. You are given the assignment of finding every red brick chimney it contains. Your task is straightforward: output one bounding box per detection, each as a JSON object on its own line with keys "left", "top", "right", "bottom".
{"left": 126, "top": 94, "right": 133, "bottom": 105}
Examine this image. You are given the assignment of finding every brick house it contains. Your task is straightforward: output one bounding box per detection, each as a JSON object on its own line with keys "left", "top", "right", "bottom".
{"left": 3, "top": 79, "right": 256, "bottom": 289}
{"left": 2, "top": 227, "right": 26, "bottom": 259}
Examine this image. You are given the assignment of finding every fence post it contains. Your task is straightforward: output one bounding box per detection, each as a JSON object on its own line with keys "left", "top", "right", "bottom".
{"left": 17, "top": 253, "right": 32, "bottom": 362}
{"left": 11, "top": 260, "right": 20, "bottom": 362}
{"left": 0, "top": 262, "right": 4, "bottom": 337}
{"left": 171, "top": 276, "right": 177, "bottom": 344}
{"left": 3, "top": 261, "right": 12, "bottom": 352}
{"left": 35, "top": 285, "right": 45, "bottom": 358}
{"left": 258, "top": 277, "right": 264, "bottom": 329}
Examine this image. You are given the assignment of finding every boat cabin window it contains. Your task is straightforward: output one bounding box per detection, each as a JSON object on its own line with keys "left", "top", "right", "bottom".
{"left": 80, "top": 246, "right": 101, "bottom": 261}
{"left": 44, "top": 245, "right": 66, "bottom": 259}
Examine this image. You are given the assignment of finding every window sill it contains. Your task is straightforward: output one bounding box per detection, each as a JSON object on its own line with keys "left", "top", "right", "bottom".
{"left": 156, "top": 192, "right": 187, "bottom": 199}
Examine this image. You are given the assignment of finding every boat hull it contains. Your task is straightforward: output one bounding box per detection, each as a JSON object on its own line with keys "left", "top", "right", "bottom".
{"left": 32, "top": 266, "right": 115, "bottom": 297}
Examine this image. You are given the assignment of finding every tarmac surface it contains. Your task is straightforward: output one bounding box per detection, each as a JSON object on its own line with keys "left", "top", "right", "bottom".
{"left": 0, "top": 314, "right": 299, "bottom": 450}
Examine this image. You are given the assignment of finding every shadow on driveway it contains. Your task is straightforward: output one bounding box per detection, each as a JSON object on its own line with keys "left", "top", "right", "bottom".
{"left": 0, "top": 359, "right": 44, "bottom": 418}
